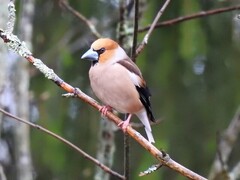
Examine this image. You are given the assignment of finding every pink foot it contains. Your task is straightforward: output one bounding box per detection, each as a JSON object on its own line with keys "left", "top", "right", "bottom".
{"left": 118, "top": 114, "right": 132, "bottom": 132}
{"left": 99, "top": 105, "right": 112, "bottom": 116}
{"left": 118, "top": 121, "right": 130, "bottom": 132}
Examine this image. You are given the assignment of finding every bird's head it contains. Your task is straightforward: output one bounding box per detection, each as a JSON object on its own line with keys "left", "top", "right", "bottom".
{"left": 81, "top": 38, "right": 126, "bottom": 65}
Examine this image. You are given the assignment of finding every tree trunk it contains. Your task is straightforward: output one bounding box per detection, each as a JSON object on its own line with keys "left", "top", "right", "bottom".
{"left": 0, "top": 1, "right": 9, "bottom": 179}
{"left": 0, "top": 0, "right": 35, "bottom": 179}
{"left": 94, "top": 117, "right": 116, "bottom": 180}
{"left": 13, "top": 0, "right": 35, "bottom": 179}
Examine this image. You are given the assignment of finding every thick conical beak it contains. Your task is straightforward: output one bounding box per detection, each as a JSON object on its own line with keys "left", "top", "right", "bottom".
{"left": 81, "top": 48, "right": 98, "bottom": 61}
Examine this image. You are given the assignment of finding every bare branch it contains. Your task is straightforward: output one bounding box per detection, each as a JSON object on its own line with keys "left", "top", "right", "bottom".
{"left": 6, "top": 1, "right": 15, "bottom": 34}
{"left": 123, "top": 126, "right": 130, "bottom": 180}
{"left": 139, "top": 4, "right": 240, "bottom": 32}
{"left": 135, "top": 0, "right": 171, "bottom": 57}
{"left": 0, "top": 108, "right": 125, "bottom": 180}
{"left": 208, "top": 108, "right": 240, "bottom": 179}
{"left": 139, "top": 163, "right": 163, "bottom": 177}
{"left": 59, "top": 0, "right": 101, "bottom": 39}
{"left": 229, "top": 161, "right": 240, "bottom": 180}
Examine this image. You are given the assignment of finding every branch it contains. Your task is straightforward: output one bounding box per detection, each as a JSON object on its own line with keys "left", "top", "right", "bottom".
{"left": 131, "top": 0, "right": 139, "bottom": 61}
{"left": 139, "top": 163, "right": 163, "bottom": 177}
{"left": 6, "top": 1, "right": 15, "bottom": 34}
{"left": 0, "top": 108, "right": 125, "bottom": 179}
{"left": 135, "top": 0, "right": 171, "bottom": 57}
{"left": 138, "top": 4, "right": 240, "bottom": 32}
{"left": 59, "top": 0, "right": 101, "bottom": 39}
{"left": 0, "top": 2, "right": 207, "bottom": 179}
{"left": 123, "top": 122, "right": 130, "bottom": 180}
{"left": 208, "top": 108, "right": 240, "bottom": 179}
{"left": 118, "top": 0, "right": 127, "bottom": 46}
{"left": 118, "top": 1, "right": 130, "bottom": 179}
{"left": 229, "top": 161, "right": 240, "bottom": 180}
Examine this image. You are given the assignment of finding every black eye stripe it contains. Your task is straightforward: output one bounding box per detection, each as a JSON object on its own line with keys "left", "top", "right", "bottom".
{"left": 96, "top": 47, "right": 106, "bottom": 55}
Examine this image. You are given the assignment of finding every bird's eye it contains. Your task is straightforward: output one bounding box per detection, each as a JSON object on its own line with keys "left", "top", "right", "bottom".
{"left": 96, "top": 48, "right": 106, "bottom": 55}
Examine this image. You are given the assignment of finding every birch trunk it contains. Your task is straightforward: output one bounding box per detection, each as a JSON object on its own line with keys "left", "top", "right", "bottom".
{"left": 0, "top": 1, "right": 9, "bottom": 178}
{"left": 0, "top": 0, "right": 35, "bottom": 179}
{"left": 13, "top": 0, "right": 35, "bottom": 179}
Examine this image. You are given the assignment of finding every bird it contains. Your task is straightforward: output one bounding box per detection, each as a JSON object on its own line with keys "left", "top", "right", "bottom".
{"left": 81, "top": 38, "right": 155, "bottom": 143}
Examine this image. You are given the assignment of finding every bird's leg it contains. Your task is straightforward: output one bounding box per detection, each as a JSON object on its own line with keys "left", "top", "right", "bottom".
{"left": 99, "top": 105, "right": 112, "bottom": 116}
{"left": 118, "top": 114, "right": 132, "bottom": 132}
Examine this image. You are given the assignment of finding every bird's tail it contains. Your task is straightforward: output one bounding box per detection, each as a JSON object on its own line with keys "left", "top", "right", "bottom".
{"left": 144, "top": 127, "right": 155, "bottom": 144}
{"left": 136, "top": 110, "right": 155, "bottom": 143}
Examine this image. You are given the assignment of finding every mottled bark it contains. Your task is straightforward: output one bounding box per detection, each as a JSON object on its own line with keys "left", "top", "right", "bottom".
{"left": 208, "top": 108, "right": 240, "bottom": 180}
{"left": 13, "top": 0, "right": 35, "bottom": 179}
{"left": 0, "top": 0, "right": 9, "bottom": 119}
{"left": 0, "top": 1, "right": 12, "bottom": 179}
{"left": 94, "top": 118, "right": 116, "bottom": 180}
{"left": 0, "top": 165, "right": 7, "bottom": 180}
{"left": 0, "top": 0, "right": 35, "bottom": 179}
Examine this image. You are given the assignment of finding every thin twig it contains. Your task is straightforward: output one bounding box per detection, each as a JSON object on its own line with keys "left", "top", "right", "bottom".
{"left": 118, "top": 1, "right": 130, "bottom": 179}
{"left": 123, "top": 2, "right": 139, "bottom": 177}
{"left": 138, "top": 4, "right": 240, "bottom": 32}
{"left": 123, "top": 114, "right": 130, "bottom": 180}
{"left": 135, "top": 0, "right": 171, "bottom": 57}
{"left": 139, "top": 163, "right": 163, "bottom": 177}
{"left": 59, "top": 0, "right": 101, "bottom": 38}
{"left": 0, "top": 108, "right": 125, "bottom": 180}
{"left": 124, "top": 130, "right": 130, "bottom": 180}
{"left": 118, "top": 0, "right": 127, "bottom": 46}
{"left": 131, "top": 0, "right": 139, "bottom": 62}
{"left": 216, "top": 131, "right": 228, "bottom": 172}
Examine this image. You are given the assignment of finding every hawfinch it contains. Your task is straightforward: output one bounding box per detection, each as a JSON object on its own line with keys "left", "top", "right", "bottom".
{"left": 81, "top": 38, "right": 155, "bottom": 143}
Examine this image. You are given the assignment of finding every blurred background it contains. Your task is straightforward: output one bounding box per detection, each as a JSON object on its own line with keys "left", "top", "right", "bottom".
{"left": 0, "top": 0, "right": 240, "bottom": 179}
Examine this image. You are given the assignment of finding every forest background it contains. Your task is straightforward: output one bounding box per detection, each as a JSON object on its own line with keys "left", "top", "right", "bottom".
{"left": 0, "top": 0, "right": 240, "bottom": 180}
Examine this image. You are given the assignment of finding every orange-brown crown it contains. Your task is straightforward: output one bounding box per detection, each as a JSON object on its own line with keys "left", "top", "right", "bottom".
{"left": 91, "top": 38, "right": 119, "bottom": 63}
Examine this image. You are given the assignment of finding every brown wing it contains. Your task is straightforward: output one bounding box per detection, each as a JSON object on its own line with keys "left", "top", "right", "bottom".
{"left": 117, "top": 59, "right": 143, "bottom": 78}
{"left": 117, "top": 59, "right": 155, "bottom": 122}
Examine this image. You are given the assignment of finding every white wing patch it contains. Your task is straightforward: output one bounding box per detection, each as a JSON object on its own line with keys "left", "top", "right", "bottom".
{"left": 128, "top": 71, "right": 141, "bottom": 87}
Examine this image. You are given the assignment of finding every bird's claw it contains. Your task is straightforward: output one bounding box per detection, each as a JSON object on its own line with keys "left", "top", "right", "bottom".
{"left": 99, "top": 105, "right": 112, "bottom": 116}
{"left": 118, "top": 121, "right": 129, "bottom": 132}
